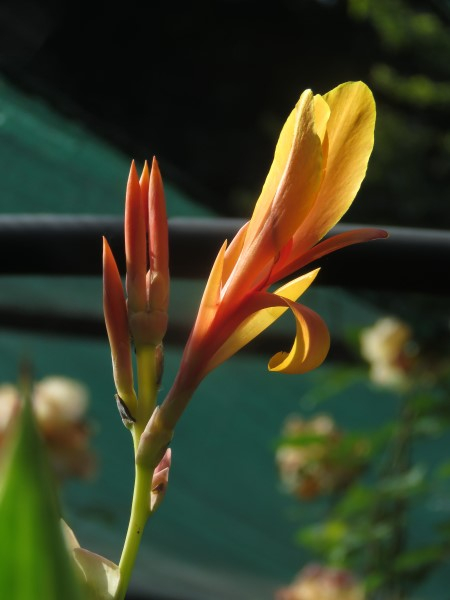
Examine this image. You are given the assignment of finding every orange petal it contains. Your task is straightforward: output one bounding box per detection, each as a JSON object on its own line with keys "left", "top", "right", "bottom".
{"left": 125, "top": 161, "right": 147, "bottom": 312}
{"left": 222, "top": 220, "right": 249, "bottom": 285}
{"left": 293, "top": 81, "right": 376, "bottom": 254}
{"left": 268, "top": 300, "right": 330, "bottom": 374}
{"left": 148, "top": 157, "right": 170, "bottom": 312}
{"left": 139, "top": 160, "right": 150, "bottom": 232}
{"left": 270, "top": 227, "right": 388, "bottom": 283}
{"left": 190, "top": 240, "right": 227, "bottom": 343}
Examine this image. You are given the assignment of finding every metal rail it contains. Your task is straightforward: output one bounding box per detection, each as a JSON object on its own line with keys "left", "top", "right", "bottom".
{"left": 0, "top": 215, "right": 448, "bottom": 293}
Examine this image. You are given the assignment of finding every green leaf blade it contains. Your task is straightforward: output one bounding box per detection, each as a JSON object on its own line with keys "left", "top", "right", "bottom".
{"left": 0, "top": 396, "right": 83, "bottom": 600}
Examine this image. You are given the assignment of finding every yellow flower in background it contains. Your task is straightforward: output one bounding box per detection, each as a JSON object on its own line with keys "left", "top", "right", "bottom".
{"left": 160, "top": 81, "right": 387, "bottom": 429}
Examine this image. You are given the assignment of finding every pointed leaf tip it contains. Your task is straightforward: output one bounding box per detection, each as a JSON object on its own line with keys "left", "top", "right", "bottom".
{"left": 0, "top": 389, "right": 83, "bottom": 599}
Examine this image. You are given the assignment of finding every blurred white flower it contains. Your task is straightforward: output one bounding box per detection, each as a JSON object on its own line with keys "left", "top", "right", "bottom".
{"left": 276, "top": 414, "right": 367, "bottom": 500}
{"left": 276, "top": 564, "right": 366, "bottom": 600}
{"left": 33, "top": 376, "right": 89, "bottom": 430}
{"left": 0, "top": 376, "right": 95, "bottom": 481}
{"left": 0, "top": 384, "right": 20, "bottom": 440}
{"left": 360, "top": 317, "right": 416, "bottom": 389}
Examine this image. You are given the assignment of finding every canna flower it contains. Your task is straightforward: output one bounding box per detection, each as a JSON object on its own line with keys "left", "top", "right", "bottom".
{"left": 159, "top": 81, "right": 387, "bottom": 429}
{"left": 103, "top": 158, "right": 169, "bottom": 418}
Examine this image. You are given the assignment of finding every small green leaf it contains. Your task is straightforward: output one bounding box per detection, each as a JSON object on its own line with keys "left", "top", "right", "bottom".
{"left": 297, "top": 519, "right": 348, "bottom": 552}
{"left": 0, "top": 392, "right": 83, "bottom": 599}
{"left": 377, "top": 465, "right": 427, "bottom": 498}
{"left": 335, "top": 484, "right": 377, "bottom": 518}
{"left": 394, "top": 545, "right": 444, "bottom": 573}
{"left": 435, "top": 459, "right": 450, "bottom": 480}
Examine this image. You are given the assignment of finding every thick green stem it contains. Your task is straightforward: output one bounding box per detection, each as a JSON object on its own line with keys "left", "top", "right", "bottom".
{"left": 115, "top": 345, "right": 157, "bottom": 600}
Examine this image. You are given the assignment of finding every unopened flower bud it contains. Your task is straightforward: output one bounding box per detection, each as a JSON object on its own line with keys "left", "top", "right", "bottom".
{"left": 150, "top": 447, "right": 172, "bottom": 513}
{"left": 103, "top": 237, "right": 137, "bottom": 417}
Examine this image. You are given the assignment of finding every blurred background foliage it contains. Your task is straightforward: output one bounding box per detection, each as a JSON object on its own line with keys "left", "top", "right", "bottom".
{"left": 275, "top": 316, "right": 450, "bottom": 599}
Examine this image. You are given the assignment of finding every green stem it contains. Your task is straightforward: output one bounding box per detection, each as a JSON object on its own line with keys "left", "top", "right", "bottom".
{"left": 116, "top": 344, "right": 157, "bottom": 600}
{"left": 135, "top": 345, "right": 157, "bottom": 430}
{"left": 116, "top": 463, "right": 153, "bottom": 600}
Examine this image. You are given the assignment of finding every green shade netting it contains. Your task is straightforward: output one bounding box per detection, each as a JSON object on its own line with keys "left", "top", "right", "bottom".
{"left": 0, "top": 76, "right": 210, "bottom": 217}
{"left": 1, "top": 75, "right": 449, "bottom": 599}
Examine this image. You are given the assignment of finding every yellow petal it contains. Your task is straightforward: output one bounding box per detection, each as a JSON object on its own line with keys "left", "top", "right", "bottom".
{"left": 225, "top": 91, "right": 323, "bottom": 297}
{"left": 293, "top": 81, "right": 376, "bottom": 253}
{"left": 206, "top": 269, "right": 321, "bottom": 373}
{"left": 268, "top": 301, "right": 330, "bottom": 374}
{"left": 313, "top": 93, "right": 331, "bottom": 143}
{"left": 248, "top": 90, "right": 322, "bottom": 247}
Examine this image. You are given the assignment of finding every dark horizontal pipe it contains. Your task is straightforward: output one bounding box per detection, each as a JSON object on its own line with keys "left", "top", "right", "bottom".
{"left": 0, "top": 215, "right": 448, "bottom": 293}
{"left": 0, "top": 304, "right": 356, "bottom": 362}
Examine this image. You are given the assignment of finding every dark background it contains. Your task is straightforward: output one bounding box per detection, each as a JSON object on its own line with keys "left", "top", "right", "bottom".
{"left": 1, "top": 0, "right": 450, "bottom": 228}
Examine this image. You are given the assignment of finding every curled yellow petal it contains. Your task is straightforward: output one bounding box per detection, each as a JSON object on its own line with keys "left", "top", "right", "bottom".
{"left": 268, "top": 300, "right": 330, "bottom": 374}
{"left": 206, "top": 269, "right": 321, "bottom": 373}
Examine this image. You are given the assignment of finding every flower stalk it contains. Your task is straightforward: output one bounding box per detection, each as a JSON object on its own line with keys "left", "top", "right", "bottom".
{"left": 103, "top": 158, "right": 173, "bottom": 599}
{"left": 100, "top": 81, "right": 387, "bottom": 600}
